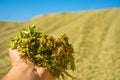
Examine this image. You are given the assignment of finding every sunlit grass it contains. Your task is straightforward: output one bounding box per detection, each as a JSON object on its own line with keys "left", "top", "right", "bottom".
{"left": 0, "top": 8, "right": 120, "bottom": 80}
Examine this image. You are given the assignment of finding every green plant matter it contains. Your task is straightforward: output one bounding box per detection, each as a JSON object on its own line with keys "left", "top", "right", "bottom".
{"left": 9, "top": 25, "right": 75, "bottom": 79}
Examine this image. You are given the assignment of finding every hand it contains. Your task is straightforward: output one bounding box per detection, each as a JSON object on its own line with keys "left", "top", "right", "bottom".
{"left": 2, "top": 49, "right": 55, "bottom": 80}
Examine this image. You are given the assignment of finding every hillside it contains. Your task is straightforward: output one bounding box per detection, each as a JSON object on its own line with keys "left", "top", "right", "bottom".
{"left": 0, "top": 8, "right": 120, "bottom": 80}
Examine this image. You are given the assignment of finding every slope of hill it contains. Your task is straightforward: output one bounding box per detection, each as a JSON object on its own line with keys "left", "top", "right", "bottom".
{"left": 0, "top": 8, "right": 120, "bottom": 80}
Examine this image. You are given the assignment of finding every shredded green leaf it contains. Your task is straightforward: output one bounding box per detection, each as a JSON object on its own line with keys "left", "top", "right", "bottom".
{"left": 9, "top": 25, "right": 75, "bottom": 79}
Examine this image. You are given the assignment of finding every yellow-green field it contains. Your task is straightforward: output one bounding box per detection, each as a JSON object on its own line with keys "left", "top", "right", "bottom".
{"left": 0, "top": 8, "right": 120, "bottom": 80}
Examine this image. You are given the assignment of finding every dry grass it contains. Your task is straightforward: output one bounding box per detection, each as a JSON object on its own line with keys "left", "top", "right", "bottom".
{"left": 0, "top": 8, "right": 120, "bottom": 80}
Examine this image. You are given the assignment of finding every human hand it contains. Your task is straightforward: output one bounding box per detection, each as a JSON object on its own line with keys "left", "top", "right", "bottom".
{"left": 2, "top": 49, "right": 55, "bottom": 80}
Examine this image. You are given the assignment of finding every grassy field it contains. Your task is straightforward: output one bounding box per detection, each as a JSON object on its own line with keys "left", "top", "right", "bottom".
{"left": 0, "top": 8, "right": 120, "bottom": 80}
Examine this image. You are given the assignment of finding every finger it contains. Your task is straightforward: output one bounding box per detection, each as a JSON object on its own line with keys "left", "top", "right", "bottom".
{"left": 8, "top": 48, "right": 21, "bottom": 66}
{"left": 36, "top": 66, "right": 55, "bottom": 80}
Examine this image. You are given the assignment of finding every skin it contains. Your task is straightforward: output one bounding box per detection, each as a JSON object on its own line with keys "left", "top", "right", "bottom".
{"left": 2, "top": 49, "right": 55, "bottom": 80}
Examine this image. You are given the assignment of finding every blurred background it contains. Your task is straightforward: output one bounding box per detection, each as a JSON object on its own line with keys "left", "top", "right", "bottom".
{"left": 0, "top": 0, "right": 120, "bottom": 80}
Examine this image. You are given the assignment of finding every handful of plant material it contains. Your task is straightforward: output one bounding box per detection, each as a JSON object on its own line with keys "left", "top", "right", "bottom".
{"left": 9, "top": 26, "right": 75, "bottom": 79}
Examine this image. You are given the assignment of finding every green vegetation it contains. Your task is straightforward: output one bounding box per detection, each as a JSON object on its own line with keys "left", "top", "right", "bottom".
{"left": 0, "top": 8, "right": 120, "bottom": 80}
{"left": 9, "top": 26, "right": 75, "bottom": 79}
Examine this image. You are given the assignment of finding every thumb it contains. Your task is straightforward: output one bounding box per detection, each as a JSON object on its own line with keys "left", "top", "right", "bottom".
{"left": 8, "top": 48, "right": 21, "bottom": 66}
